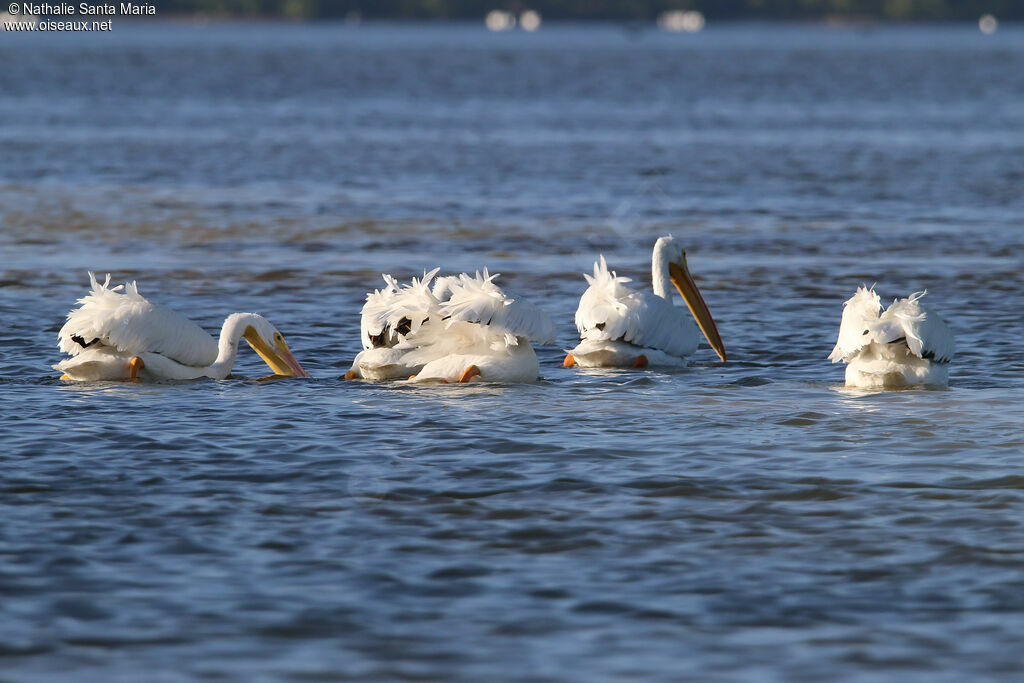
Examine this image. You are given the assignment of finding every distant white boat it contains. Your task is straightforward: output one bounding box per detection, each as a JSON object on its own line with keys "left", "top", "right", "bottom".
{"left": 485, "top": 10, "right": 515, "bottom": 32}
{"left": 482, "top": 9, "right": 543, "bottom": 33}
{"left": 520, "top": 10, "right": 541, "bottom": 32}
{"left": 658, "top": 10, "right": 704, "bottom": 33}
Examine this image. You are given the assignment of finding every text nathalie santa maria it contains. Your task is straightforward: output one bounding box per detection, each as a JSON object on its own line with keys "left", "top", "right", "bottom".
{"left": 19, "top": 3, "right": 155, "bottom": 15}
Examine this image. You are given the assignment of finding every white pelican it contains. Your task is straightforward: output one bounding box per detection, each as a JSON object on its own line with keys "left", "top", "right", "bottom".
{"left": 55, "top": 273, "right": 310, "bottom": 381}
{"left": 344, "top": 268, "right": 555, "bottom": 383}
{"left": 564, "top": 236, "right": 726, "bottom": 368}
{"left": 828, "top": 286, "right": 955, "bottom": 388}
{"left": 343, "top": 269, "right": 440, "bottom": 381}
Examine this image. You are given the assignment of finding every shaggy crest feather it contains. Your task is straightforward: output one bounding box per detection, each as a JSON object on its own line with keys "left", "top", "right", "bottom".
{"left": 438, "top": 268, "right": 555, "bottom": 345}
{"left": 58, "top": 272, "right": 223, "bottom": 368}
{"left": 582, "top": 256, "right": 632, "bottom": 311}
{"left": 384, "top": 267, "right": 442, "bottom": 337}
{"left": 359, "top": 274, "right": 401, "bottom": 346}
{"left": 573, "top": 254, "right": 701, "bottom": 358}
{"left": 828, "top": 285, "right": 883, "bottom": 363}
{"left": 441, "top": 269, "right": 508, "bottom": 324}
{"left": 847, "top": 285, "right": 881, "bottom": 313}
{"left": 576, "top": 256, "right": 635, "bottom": 331}
{"left": 360, "top": 268, "right": 442, "bottom": 349}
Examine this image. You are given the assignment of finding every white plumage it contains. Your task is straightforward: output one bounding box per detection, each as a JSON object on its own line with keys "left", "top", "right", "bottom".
{"left": 359, "top": 268, "right": 440, "bottom": 351}
{"left": 574, "top": 256, "right": 698, "bottom": 361}
{"left": 345, "top": 268, "right": 555, "bottom": 383}
{"left": 434, "top": 268, "right": 556, "bottom": 348}
{"left": 828, "top": 285, "right": 955, "bottom": 388}
{"left": 346, "top": 269, "right": 443, "bottom": 381}
{"left": 55, "top": 273, "right": 309, "bottom": 381}
{"left": 565, "top": 236, "right": 726, "bottom": 368}
{"left": 59, "top": 274, "right": 218, "bottom": 367}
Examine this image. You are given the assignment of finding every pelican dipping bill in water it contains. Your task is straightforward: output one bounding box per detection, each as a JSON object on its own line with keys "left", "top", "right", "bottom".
{"left": 345, "top": 268, "right": 555, "bottom": 383}
{"left": 828, "top": 286, "right": 954, "bottom": 389}
{"left": 55, "top": 273, "right": 310, "bottom": 381}
{"left": 564, "top": 236, "right": 726, "bottom": 368}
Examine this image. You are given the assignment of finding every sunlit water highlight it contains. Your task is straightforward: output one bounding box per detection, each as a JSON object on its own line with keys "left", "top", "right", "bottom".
{"left": 1, "top": 22, "right": 1023, "bottom": 681}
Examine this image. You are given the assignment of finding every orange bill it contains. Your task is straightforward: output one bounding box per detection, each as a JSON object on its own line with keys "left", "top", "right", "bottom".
{"left": 669, "top": 257, "right": 726, "bottom": 362}
{"left": 244, "top": 329, "right": 311, "bottom": 378}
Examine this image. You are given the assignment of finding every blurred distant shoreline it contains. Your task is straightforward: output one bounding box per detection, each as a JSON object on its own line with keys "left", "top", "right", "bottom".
{"left": 35, "top": 15, "right": 1019, "bottom": 28}
{"left": 58, "top": 2, "right": 1024, "bottom": 22}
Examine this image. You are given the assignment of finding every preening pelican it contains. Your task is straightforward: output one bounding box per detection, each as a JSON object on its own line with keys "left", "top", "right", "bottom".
{"left": 344, "top": 269, "right": 440, "bottom": 381}
{"left": 344, "top": 268, "right": 555, "bottom": 383}
{"left": 55, "top": 273, "right": 310, "bottom": 381}
{"left": 564, "top": 236, "right": 726, "bottom": 368}
{"left": 828, "top": 286, "right": 954, "bottom": 388}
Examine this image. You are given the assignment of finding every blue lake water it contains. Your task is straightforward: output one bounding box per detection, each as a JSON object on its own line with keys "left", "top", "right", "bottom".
{"left": 1, "top": 21, "right": 1023, "bottom": 680}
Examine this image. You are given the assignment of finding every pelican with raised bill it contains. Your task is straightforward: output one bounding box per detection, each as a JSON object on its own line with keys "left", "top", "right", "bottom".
{"left": 564, "top": 235, "right": 726, "bottom": 369}
{"left": 55, "top": 273, "right": 310, "bottom": 381}
{"left": 828, "top": 286, "right": 954, "bottom": 388}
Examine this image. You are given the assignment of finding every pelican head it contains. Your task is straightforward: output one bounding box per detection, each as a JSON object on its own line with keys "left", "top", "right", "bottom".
{"left": 239, "top": 315, "right": 311, "bottom": 378}
{"left": 653, "top": 236, "right": 727, "bottom": 362}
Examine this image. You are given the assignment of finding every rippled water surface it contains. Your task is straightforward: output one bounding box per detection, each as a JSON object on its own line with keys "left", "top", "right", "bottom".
{"left": 1, "top": 22, "right": 1023, "bottom": 681}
